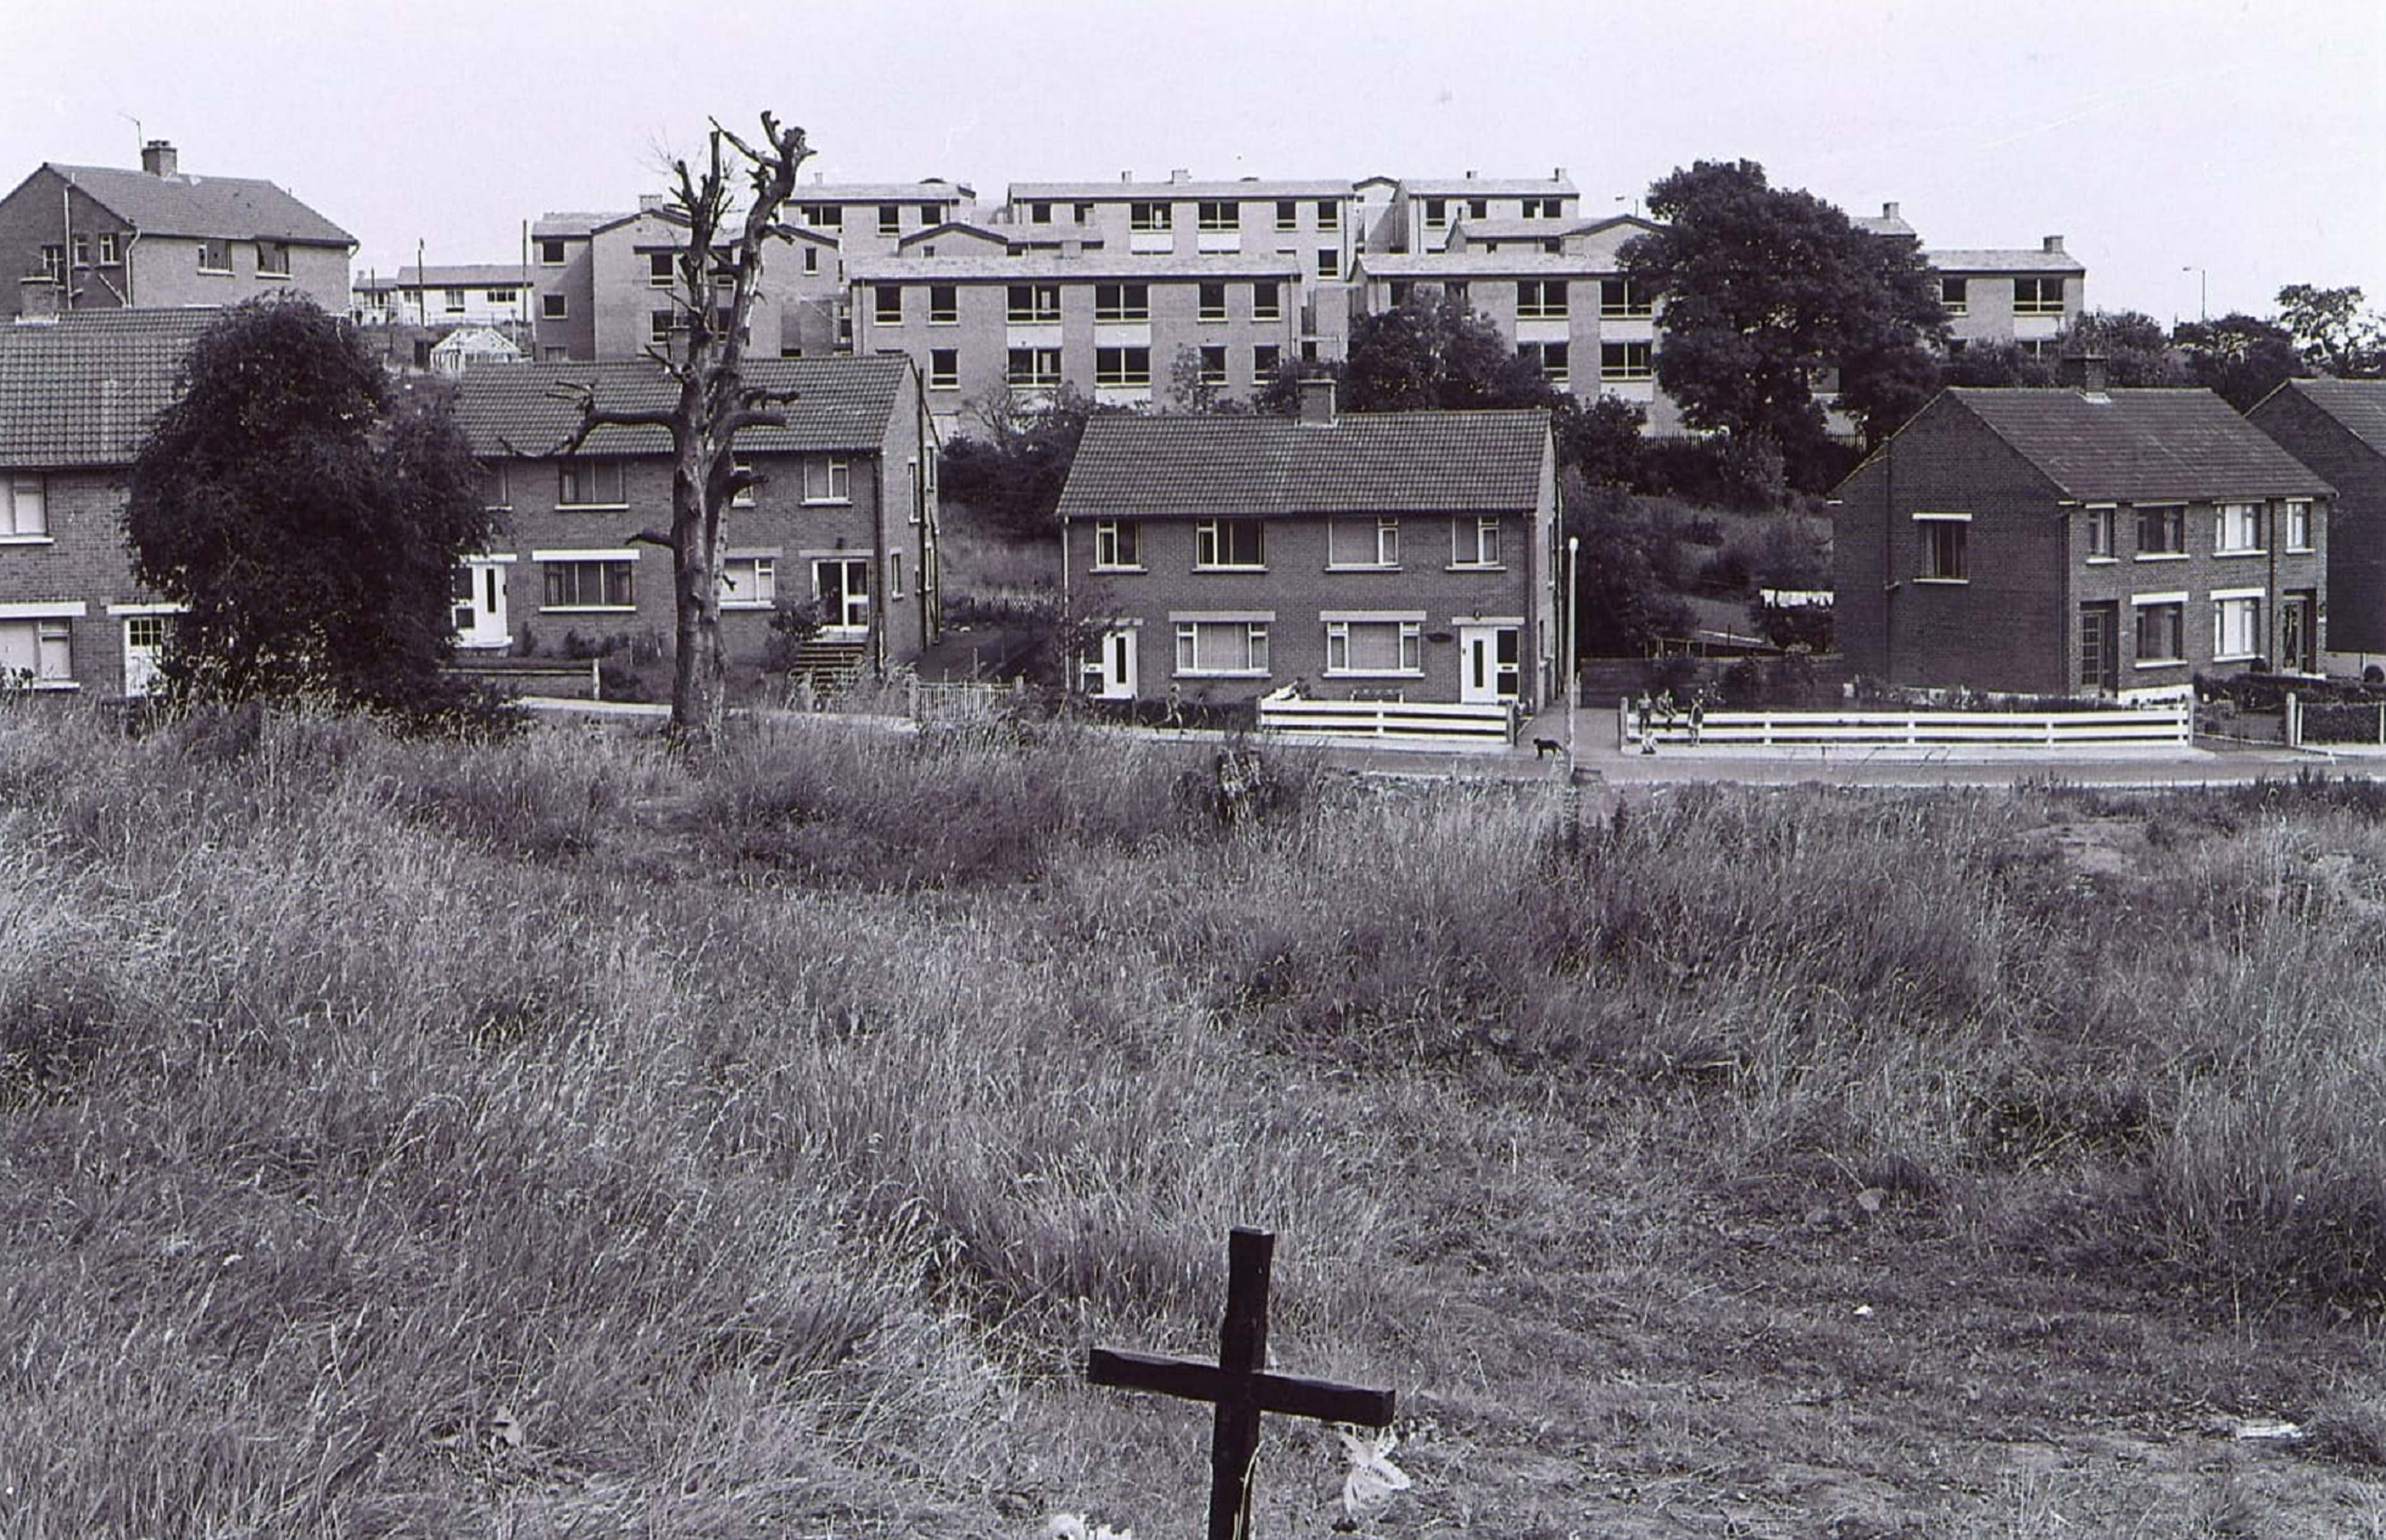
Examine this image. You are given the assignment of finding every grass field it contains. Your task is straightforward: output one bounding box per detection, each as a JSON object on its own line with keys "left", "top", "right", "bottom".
{"left": 5, "top": 703, "right": 2386, "bottom": 1537}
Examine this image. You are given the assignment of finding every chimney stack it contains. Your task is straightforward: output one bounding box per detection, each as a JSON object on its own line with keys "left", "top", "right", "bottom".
{"left": 140, "top": 140, "right": 177, "bottom": 178}
{"left": 1883, "top": 200, "right": 1900, "bottom": 219}
{"left": 1299, "top": 376, "right": 1338, "bottom": 425}
{"left": 2059, "top": 352, "right": 2109, "bottom": 394}
{"left": 1170, "top": 168, "right": 1190, "bottom": 184}
{"left": 2043, "top": 235, "right": 2066, "bottom": 254}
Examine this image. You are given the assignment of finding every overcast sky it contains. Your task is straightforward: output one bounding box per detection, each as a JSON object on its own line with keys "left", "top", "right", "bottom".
{"left": 11, "top": 0, "right": 2382, "bottom": 328}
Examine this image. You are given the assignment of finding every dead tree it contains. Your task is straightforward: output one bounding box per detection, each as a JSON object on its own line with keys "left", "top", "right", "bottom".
{"left": 552, "top": 112, "right": 812, "bottom": 750}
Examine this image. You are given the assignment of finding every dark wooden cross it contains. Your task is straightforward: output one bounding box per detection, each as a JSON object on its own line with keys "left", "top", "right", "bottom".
{"left": 1087, "top": 1227, "right": 1395, "bottom": 1540}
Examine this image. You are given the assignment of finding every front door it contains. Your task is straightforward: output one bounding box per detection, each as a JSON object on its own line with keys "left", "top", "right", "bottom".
{"left": 1092, "top": 626, "right": 1138, "bottom": 700}
{"left": 452, "top": 559, "right": 510, "bottom": 650}
{"left": 815, "top": 556, "right": 871, "bottom": 633}
{"left": 2280, "top": 593, "right": 2316, "bottom": 673}
{"left": 1459, "top": 624, "right": 1522, "bottom": 704}
{"left": 2079, "top": 601, "right": 2119, "bottom": 695}
{"left": 122, "top": 613, "right": 172, "bottom": 697}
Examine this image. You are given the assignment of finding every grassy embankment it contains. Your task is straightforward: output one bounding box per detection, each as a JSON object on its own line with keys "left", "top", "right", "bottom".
{"left": 7, "top": 703, "right": 2386, "bottom": 1537}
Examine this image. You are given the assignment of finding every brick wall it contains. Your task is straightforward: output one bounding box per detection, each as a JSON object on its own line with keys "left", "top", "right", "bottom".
{"left": 2250, "top": 388, "right": 2383, "bottom": 653}
{"left": 0, "top": 467, "right": 165, "bottom": 694}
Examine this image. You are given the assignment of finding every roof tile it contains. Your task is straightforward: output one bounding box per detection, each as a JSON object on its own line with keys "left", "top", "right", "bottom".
{"left": 1949, "top": 388, "right": 2335, "bottom": 501}
{"left": 452, "top": 355, "right": 911, "bottom": 458}
{"left": 0, "top": 310, "right": 215, "bottom": 466}
{"left": 46, "top": 163, "right": 353, "bottom": 246}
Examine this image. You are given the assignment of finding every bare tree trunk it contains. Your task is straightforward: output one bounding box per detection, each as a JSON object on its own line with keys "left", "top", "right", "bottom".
{"left": 670, "top": 439, "right": 726, "bottom": 749}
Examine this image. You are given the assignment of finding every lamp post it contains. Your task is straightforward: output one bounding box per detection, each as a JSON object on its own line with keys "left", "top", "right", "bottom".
{"left": 1565, "top": 535, "right": 1580, "bottom": 762}
{"left": 2181, "top": 265, "right": 2207, "bottom": 323}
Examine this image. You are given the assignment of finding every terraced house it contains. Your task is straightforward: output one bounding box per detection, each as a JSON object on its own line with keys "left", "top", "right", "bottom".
{"left": 2248, "top": 379, "right": 2386, "bottom": 663}
{"left": 1834, "top": 368, "right": 2333, "bottom": 700}
{"left": 451, "top": 354, "right": 939, "bottom": 679}
{"left": 1056, "top": 381, "right": 1558, "bottom": 712}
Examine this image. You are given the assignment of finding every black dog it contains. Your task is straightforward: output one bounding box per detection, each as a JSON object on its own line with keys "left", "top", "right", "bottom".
{"left": 1533, "top": 737, "right": 1563, "bottom": 759}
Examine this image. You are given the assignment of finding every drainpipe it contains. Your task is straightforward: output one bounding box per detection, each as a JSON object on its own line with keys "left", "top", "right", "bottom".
{"left": 870, "top": 454, "right": 888, "bottom": 676}
{"left": 60, "top": 183, "right": 73, "bottom": 310}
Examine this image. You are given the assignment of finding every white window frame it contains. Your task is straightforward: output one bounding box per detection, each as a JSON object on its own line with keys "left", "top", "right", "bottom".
{"left": 1007, "top": 348, "right": 1062, "bottom": 388}
{"left": 1198, "top": 283, "right": 1228, "bottom": 322}
{"left": 1274, "top": 200, "right": 1299, "bottom": 232}
{"left": 803, "top": 457, "right": 852, "bottom": 505}
{"left": 2084, "top": 503, "right": 2116, "bottom": 561}
{"left": 536, "top": 551, "right": 638, "bottom": 613}
{"left": 891, "top": 551, "right": 907, "bottom": 600}
{"left": 1599, "top": 277, "right": 1654, "bottom": 319}
{"left": 541, "top": 293, "right": 568, "bottom": 320}
{"left": 1130, "top": 202, "right": 1174, "bottom": 233}
{"left": 1095, "top": 347, "right": 1151, "bottom": 387}
{"left": 647, "top": 251, "right": 676, "bottom": 288}
{"left": 1095, "top": 283, "right": 1151, "bottom": 322}
{"left": 730, "top": 456, "right": 756, "bottom": 508}
{"left": 557, "top": 458, "right": 626, "bottom": 509}
{"left": 928, "top": 285, "right": 959, "bottom": 324}
{"left": 4, "top": 474, "right": 50, "bottom": 542}
{"left": 1092, "top": 520, "right": 1142, "bottom": 572}
{"left": 1007, "top": 283, "right": 1062, "bottom": 323}
{"left": 2215, "top": 501, "right": 2264, "bottom": 556}
{"left": 1600, "top": 341, "right": 1653, "bottom": 382}
{"left": 874, "top": 285, "right": 903, "bottom": 325}
{"left": 718, "top": 553, "right": 777, "bottom": 610}
{"left": 1173, "top": 617, "right": 1271, "bottom": 678}
{"left": 2134, "top": 503, "right": 2187, "bottom": 559}
{"left": 1323, "top": 616, "right": 1425, "bottom": 678}
{"left": 1517, "top": 279, "right": 1568, "bottom": 320}
{"left": 1450, "top": 516, "right": 1503, "bottom": 570}
{"left": 1327, "top": 517, "right": 1401, "bottom": 571}
{"left": 1519, "top": 340, "right": 1569, "bottom": 386}
{"left": 1914, "top": 509, "right": 1970, "bottom": 583}
{"left": 1251, "top": 282, "right": 1282, "bottom": 322}
{"left": 1939, "top": 276, "right": 1969, "bottom": 316}
{"left": 98, "top": 233, "right": 120, "bottom": 265}
{"left": 1194, "top": 519, "right": 1265, "bottom": 571}
{"left": 2284, "top": 499, "right": 2315, "bottom": 551}
{"left": 1197, "top": 201, "right": 1241, "bottom": 233}
{"left": 255, "top": 240, "right": 290, "bottom": 278}
{"left": 2212, "top": 589, "right": 2264, "bottom": 663}
{"left": 1198, "top": 346, "right": 1228, "bottom": 386}
{"left": 539, "top": 238, "right": 567, "bottom": 265}
{"left": 2013, "top": 276, "right": 2066, "bottom": 316}
{"left": 929, "top": 348, "right": 960, "bottom": 390}
{"left": 2131, "top": 591, "right": 2189, "bottom": 667}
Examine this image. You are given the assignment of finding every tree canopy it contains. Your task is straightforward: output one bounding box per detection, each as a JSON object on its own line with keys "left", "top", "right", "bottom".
{"left": 124, "top": 295, "right": 492, "bottom": 721}
{"left": 2174, "top": 313, "right": 2305, "bottom": 411}
{"left": 1341, "top": 292, "right": 1558, "bottom": 412}
{"left": 2276, "top": 284, "right": 2386, "bottom": 378}
{"left": 1619, "top": 160, "right": 1945, "bottom": 485}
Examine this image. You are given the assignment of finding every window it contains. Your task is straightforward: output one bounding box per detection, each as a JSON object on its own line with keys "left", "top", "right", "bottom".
{"left": 803, "top": 457, "right": 852, "bottom": 503}
{"left": 1130, "top": 202, "right": 1173, "bottom": 232}
{"left": 874, "top": 285, "right": 903, "bottom": 324}
{"left": 1522, "top": 196, "right": 1563, "bottom": 218}
{"left": 730, "top": 457, "right": 756, "bottom": 507}
{"left": 2216, "top": 501, "right": 2263, "bottom": 555}
{"left": 878, "top": 204, "right": 901, "bottom": 236}
{"left": 1275, "top": 200, "right": 1299, "bottom": 231}
{"left": 1600, "top": 341, "right": 1653, "bottom": 381}
{"left": 1007, "top": 284, "right": 1062, "bottom": 322}
{"left": 255, "top": 240, "right": 290, "bottom": 277}
{"left": 2014, "top": 277, "right": 2066, "bottom": 316}
{"left": 801, "top": 204, "right": 842, "bottom": 228}
{"left": 1423, "top": 198, "right": 1449, "bottom": 228}
{"left": 2085, "top": 505, "right": 2116, "bottom": 559}
{"left": 539, "top": 238, "right": 567, "bottom": 265}
{"left": 2135, "top": 599, "right": 2185, "bottom": 664}
{"left": 1452, "top": 517, "right": 1502, "bottom": 568}
{"left": 718, "top": 556, "right": 775, "bottom": 609}
{"left": 2285, "top": 499, "right": 2314, "bottom": 551}
{"left": 5, "top": 475, "right": 48, "bottom": 539}
{"left": 1197, "top": 201, "right": 1240, "bottom": 231}
{"left": 1328, "top": 517, "right": 1400, "bottom": 569}
{"left": 1175, "top": 620, "right": 1269, "bottom": 676}
{"left": 1316, "top": 248, "right": 1338, "bottom": 279}
{"left": 0, "top": 619, "right": 73, "bottom": 686}
{"left": 1599, "top": 277, "right": 1653, "bottom": 318}
{"left": 1468, "top": 197, "right": 1489, "bottom": 221}
{"left": 196, "top": 241, "right": 228, "bottom": 273}
{"left": 557, "top": 459, "right": 625, "bottom": 506}
{"left": 1199, "top": 283, "right": 1228, "bottom": 322}
{"left": 481, "top": 465, "right": 511, "bottom": 509}
{"left": 1095, "top": 347, "right": 1151, "bottom": 386}
{"left": 1316, "top": 200, "right": 1339, "bottom": 230}
{"left": 442, "top": 289, "right": 466, "bottom": 313}
{"left": 2214, "top": 595, "right": 2262, "bottom": 661}
{"left": 803, "top": 248, "right": 820, "bottom": 275}
{"left": 541, "top": 293, "right": 568, "bottom": 320}
{"left": 1251, "top": 281, "right": 1282, "bottom": 321}
{"left": 487, "top": 288, "right": 516, "bottom": 306}
{"left": 1518, "top": 341, "right": 1569, "bottom": 386}
{"left": 543, "top": 559, "right": 635, "bottom": 610}
{"left": 2135, "top": 504, "right": 2186, "bottom": 556}
{"left": 1093, "top": 521, "right": 1142, "bottom": 570}
{"left": 1199, "top": 345, "right": 1228, "bottom": 386}
{"left": 1916, "top": 514, "right": 1968, "bottom": 581}
{"left": 1325, "top": 619, "right": 1423, "bottom": 676}
{"left": 1939, "top": 276, "right": 1968, "bottom": 315}
{"left": 1073, "top": 202, "right": 1093, "bottom": 224}
{"left": 891, "top": 551, "right": 906, "bottom": 599}
{"left": 1389, "top": 282, "right": 1413, "bottom": 308}
{"left": 647, "top": 251, "right": 675, "bottom": 287}
{"left": 1194, "top": 519, "right": 1265, "bottom": 570}
{"left": 1095, "top": 283, "right": 1149, "bottom": 321}
{"left": 1253, "top": 344, "right": 1281, "bottom": 378}
{"left": 1448, "top": 281, "right": 1469, "bottom": 308}
{"left": 1517, "top": 280, "right": 1568, "bottom": 319}
{"left": 929, "top": 285, "right": 958, "bottom": 323}
{"left": 98, "top": 233, "right": 120, "bottom": 265}
{"left": 650, "top": 309, "right": 677, "bottom": 344}
{"left": 929, "top": 348, "right": 959, "bottom": 389}
{"left": 923, "top": 444, "right": 937, "bottom": 496}
{"left": 1007, "top": 348, "right": 1061, "bottom": 386}
{"left": 1029, "top": 202, "right": 1053, "bottom": 225}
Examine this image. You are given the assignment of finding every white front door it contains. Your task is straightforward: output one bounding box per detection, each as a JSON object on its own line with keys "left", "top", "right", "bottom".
{"left": 452, "top": 559, "right": 511, "bottom": 650}
{"left": 814, "top": 556, "right": 871, "bottom": 632}
{"left": 1093, "top": 626, "right": 1138, "bottom": 699}
{"left": 122, "top": 613, "right": 172, "bottom": 697}
{"left": 1458, "top": 624, "right": 1522, "bottom": 704}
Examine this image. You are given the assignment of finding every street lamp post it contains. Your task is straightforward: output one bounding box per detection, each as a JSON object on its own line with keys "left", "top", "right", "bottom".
{"left": 2181, "top": 265, "right": 2208, "bottom": 323}
{"left": 1565, "top": 536, "right": 1580, "bottom": 763}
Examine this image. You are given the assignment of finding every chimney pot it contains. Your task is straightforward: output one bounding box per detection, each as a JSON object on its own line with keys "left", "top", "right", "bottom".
{"left": 140, "top": 140, "right": 177, "bottom": 179}
{"left": 2044, "top": 234, "right": 2065, "bottom": 253}
{"left": 638, "top": 194, "right": 669, "bottom": 213}
{"left": 1299, "top": 376, "right": 1338, "bottom": 425}
{"left": 1464, "top": 169, "right": 1479, "bottom": 180}
{"left": 2059, "top": 351, "right": 2109, "bottom": 393}
{"left": 1170, "top": 168, "right": 1189, "bottom": 183}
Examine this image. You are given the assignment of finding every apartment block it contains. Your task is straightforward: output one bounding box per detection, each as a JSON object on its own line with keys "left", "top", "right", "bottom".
{"left": 354, "top": 264, "right": 536, "bottom": 330}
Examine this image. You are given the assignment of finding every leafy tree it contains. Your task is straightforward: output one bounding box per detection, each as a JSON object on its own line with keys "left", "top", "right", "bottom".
{"left": 1562, "top": 473, "right": 1696, "bottom": 657}
{"left": 2276, "top": 284, "right": 2386, "bottom": 376}
{"left": 1942, "top": 341, "right": 2057, "bottom": 388}
{"left": 941, "top": 385, "right": 1099, "bottom": 537}
{"left": 1553, "top": 393, "right": 1646, "bottom": 486}
{"left": 124, "top": 295, "right": 493, "bottom": 722}
{"left": 2174, "top": 313, "right": 2304, "bottom": 410}
{"left": 2057, "top": 310, "right": 2183, "bottom": 386}
{"left": 1342, "top": 292, "right": 1557, "bottom": 412}
{"left": 1620, "top": 159, "right": 1945, "bottom": 491}
{"left": 1251, "top": 357, "right": 1340, "bottom": 416}
{"left": 554, "top": 113, "right": 812, "bottom": 750}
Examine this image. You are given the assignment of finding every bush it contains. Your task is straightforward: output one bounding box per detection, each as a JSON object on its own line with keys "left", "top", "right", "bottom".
{"left": 764, "top": 596, "right": 827, "bottom": 672}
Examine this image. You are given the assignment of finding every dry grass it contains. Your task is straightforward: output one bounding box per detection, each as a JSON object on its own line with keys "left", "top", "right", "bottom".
{"left": 4, "top": 703, "right": 2386, "bottom": 1536}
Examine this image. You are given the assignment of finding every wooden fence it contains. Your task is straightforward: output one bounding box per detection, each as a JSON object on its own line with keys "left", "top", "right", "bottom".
{"left": 1259, "top": 687, "right": 1515, "bottom": 751}
{"left": 1619, "top": 700, "right": 2194, "bottom": 752}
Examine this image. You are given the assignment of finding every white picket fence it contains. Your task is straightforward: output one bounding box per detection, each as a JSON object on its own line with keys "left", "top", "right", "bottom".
{"left": 1259, "top": 686, "right": 1515, "bottom": 751}
{"left": 1619, "top": 700, "right": 2193, "bottom": 752}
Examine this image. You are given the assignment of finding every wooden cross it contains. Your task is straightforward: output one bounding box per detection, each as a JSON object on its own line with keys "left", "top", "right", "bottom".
{"left": 1087, "top": 1227, "right": 1395, "bottom": 1540}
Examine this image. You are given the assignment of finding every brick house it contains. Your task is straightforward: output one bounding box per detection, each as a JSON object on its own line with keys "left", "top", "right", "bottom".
{"left": 0, "top": 309, "right": 215, "bottom": 694}
{"left": 450, "top": 354, "right": 939, "bottom": 676}
{"left": 1, "top": 142, "right": 353, "bottom": 321}
{"left": 2246, "top": 379, "right": 2386, "bottom": 661}
{"left": 1055, "top": 382, "right": 1557, "bottom": 710}
{"left": 1834, "top": 378, "right": 2334, "bottom": 700}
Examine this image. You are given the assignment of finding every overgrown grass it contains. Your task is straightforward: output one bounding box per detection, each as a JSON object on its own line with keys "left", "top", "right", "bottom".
{"left": 4, "top": 703, "right": 2386, "bottom": 1534}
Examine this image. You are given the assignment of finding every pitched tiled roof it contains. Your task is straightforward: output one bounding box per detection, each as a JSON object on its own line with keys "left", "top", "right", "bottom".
{"left": 1924, "top": 248, "right": 2084, "bottom": 274}
{"left": 849, "top": 252, "right": 1303, "bottom": 283}
{"left": 2260, "top": 378, "right": 2386, "bottom": 457}
{"left": 1009, "top": 178, "right": 1353, "bottom": 202}
{"left": 1055, "top": 409, "right": 1549, "bottom": 520}
{"left": 0, "top": 309, "right": 215, "bottom": 466}
{"left": 47, "top": 163, "right": 353, "bottom": 246}
{"left": 1949, "top": 388, "right": 2334, "bottom": 501}
{"left": 452, "top": 355, "right": 911, "bottom": 458}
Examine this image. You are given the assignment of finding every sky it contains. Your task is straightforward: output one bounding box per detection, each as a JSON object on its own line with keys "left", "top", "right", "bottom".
{"left": 8, "top": 0, "right": 2382, "bottom": 329}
